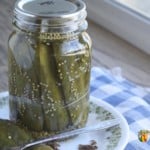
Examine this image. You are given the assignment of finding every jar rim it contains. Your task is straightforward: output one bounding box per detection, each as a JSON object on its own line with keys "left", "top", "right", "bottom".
{"left": 13, "top": 0, "right": 87, "bottom": 33}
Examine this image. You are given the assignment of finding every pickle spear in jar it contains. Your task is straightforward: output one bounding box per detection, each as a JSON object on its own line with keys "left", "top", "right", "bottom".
{"left": 52, "top": 39, "right": 90, "bottom": 128}
{"left": 9, "top": 34, "right": 44, "bottom": 131}
{"left": 38, "top": 41, "right": 69, "bottom": 132}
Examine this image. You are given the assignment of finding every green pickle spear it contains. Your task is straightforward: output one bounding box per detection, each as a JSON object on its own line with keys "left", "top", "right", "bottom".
{"left": 75, "top": 33, "right": 92, "bottom": 127}
{"left": 9, "top": 33, "right": 44, "bottom": 131}
{"left": 38, "top": 41, "right": 69, "bottom": 132}
{"left": 0, "top": 120, "right": 32, "bottom": 149}
{"left": 52, "top": 34, "right": 91, "bottom": 129}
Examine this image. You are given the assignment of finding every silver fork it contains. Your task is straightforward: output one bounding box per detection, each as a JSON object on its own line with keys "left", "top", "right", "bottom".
{"left": 16, "top": 118, "right": 120, "bottom": 150}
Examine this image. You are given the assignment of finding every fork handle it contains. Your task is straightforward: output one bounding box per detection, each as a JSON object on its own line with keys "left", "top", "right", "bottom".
{"left": 21, "top": 118, "right": 120, "bottom": 150}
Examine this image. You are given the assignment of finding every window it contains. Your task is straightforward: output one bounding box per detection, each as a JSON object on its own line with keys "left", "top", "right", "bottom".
{"left": 86, "top": 0, "right": 150, "bottom": 54}
{"left": 114, "top": 0, "right": 150, "bottom": 19}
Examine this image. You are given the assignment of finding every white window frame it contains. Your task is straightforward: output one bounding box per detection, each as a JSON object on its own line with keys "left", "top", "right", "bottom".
{"left": 85, "top": 0, "right": 150, "bottom": 54}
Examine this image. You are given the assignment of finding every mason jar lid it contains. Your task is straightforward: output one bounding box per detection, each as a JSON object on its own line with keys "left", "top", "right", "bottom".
{"left": 13, "top": 0, "right": 87, "bottom": 33}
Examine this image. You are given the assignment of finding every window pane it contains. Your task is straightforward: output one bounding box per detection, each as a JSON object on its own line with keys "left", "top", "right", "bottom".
{"left": 113, "top": 0, "right": 150, "bottom": 19}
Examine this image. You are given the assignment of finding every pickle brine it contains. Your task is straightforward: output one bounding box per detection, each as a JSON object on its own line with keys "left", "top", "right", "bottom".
{"left": 8, "top": 0, "right": 92, "bottom": 141}
{"left": 8, "top": 32, "right": 91, "bottom": 133}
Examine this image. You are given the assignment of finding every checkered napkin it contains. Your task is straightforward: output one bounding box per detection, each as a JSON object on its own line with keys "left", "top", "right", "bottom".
{"left": 90, "top": 67, "right": 150, "bottom": 150}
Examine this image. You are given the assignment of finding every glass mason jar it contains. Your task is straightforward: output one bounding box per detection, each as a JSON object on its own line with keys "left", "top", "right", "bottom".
{"left": 8, "top": 0, "right": 92, "bottom": 134}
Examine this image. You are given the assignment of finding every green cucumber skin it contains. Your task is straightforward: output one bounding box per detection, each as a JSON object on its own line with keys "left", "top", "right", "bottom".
{"left": 8, "top": 32, "right": 92, "bottom": 133}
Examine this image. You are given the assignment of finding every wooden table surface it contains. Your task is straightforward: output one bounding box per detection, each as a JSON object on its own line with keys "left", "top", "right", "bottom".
{"left": 1, "top": 0, "right": 150, "bottom": 92}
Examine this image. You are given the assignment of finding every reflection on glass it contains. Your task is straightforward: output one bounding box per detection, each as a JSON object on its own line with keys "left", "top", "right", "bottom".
{"left": 0, "top": 96, "right": 10, "bottom": 120}
{"left": 113, "top": 0, "right": 150, "bottom": 18}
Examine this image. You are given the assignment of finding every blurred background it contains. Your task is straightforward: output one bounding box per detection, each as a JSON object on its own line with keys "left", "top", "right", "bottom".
{"left": 0, "top": 0, "right": 16, "bottom": 91}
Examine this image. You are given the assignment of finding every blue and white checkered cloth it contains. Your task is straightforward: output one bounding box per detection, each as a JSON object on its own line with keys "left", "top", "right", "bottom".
{"left": 90, "top": 67, "right": 150, "bottom": 150}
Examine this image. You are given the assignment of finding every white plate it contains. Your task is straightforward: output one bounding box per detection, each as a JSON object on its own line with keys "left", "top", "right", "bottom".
{"left": 0, "top": 92, "right": 129, "bottom": 150}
